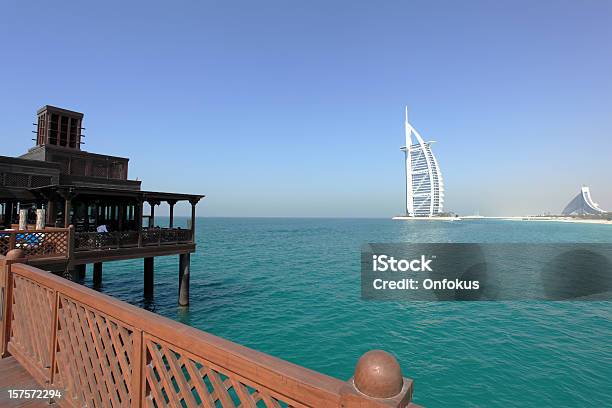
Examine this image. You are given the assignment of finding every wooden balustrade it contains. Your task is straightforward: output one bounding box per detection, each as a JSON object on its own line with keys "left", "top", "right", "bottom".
{"left": 0, "top": 253, "right": 421, "bottom": 408}
{"left": 0, "top": 227, "right": 71, "bottom": 260}
{"left": 75, "top": 228, "right": 192, "bottom": 251}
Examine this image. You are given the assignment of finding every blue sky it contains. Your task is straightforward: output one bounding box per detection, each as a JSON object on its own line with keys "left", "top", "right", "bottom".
{"left": 1, "top": 1, "right": 611, "bottom": 217}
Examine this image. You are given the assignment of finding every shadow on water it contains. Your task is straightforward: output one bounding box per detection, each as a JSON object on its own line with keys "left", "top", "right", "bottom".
{"left": 541, "top": 249, "right": 612, "bottom": 299}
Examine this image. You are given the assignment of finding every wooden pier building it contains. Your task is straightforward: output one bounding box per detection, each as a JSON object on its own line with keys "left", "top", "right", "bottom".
{"left": 0, "top": 106, "right": 424, "bottom": 407}
{"left": 0, "top": 105, "right": 203, "bottom": 305}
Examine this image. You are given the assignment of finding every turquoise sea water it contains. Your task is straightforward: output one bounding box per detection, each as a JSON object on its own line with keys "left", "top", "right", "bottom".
{"left": 81, "top": 218, "right": 612, "bottom": 407}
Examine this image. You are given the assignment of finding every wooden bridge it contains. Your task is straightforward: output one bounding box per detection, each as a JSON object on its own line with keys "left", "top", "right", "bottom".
{"left": 0, "top": 250, "right": 423, "bottom": 407}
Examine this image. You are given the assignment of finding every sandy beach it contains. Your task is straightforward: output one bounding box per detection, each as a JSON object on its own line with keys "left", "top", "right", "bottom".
{"left": 502, "top": 217, "right": 612, "bottom": 225}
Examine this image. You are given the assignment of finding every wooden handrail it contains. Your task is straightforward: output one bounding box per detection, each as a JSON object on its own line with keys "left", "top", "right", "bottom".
{"left": 2, "top": 226, "right": 69, "bottom": 233}
{"left": 0, "top": 256, "right": 421, "bottom": 408}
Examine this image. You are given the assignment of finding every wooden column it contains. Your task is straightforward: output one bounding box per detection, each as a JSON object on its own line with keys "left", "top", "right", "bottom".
{"left": 168, "top": 200, "right": 176, "bottom": 228}
{"left": 46, "top": 199, "right": 55, "bottom": 226}
{"left": 8, "top": 201, "right": 17, "bottom": 227}
{"left": 144, "top": 257, "right": 154, "bottom": 298}
{"left": 94, "top": 202, "right": 100, "bottom": 227}
{"left": 150, "top": 203, "right": 155, "bottom": 228}
{"left": 178, "top": 253, "right": 190, "bottom": 306}
{"left": 77, "top": 264, "right": 86, "bottom": 280}
{"left": 137, "top": 199, "right": 143, "bottom": 247}
{"left": 118, "top": 204, "right": 124, "bottom": 231}
{"left": 190, "top": 200, "right": 197, "bottom": 243}
{"left": 67, "top": 225, "right": 75, "bottom": 261}
{"left": 64, "top": 197, "right": 72, "bottom": 228}
{"left": 1, "top": 252, "right": 26, "bottom": 357}
{"left": 93, "top": 262, "right": 103, "bottom": 287}
{"left": 111, "top": 204, "right": 117, "bottom": 229}
{"left": 2, "top": 201, "right": 11, "bottom": 227}
{"left": 0, "top": 258, "right": 13, "bottom": 357}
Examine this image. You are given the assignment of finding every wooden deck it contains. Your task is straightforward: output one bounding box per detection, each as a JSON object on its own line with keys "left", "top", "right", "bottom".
{"left": 1, "top": 254, "right": 423, "bottom": 407}
{"left": 0, "top": 357, "right": 49, "bottom": 407}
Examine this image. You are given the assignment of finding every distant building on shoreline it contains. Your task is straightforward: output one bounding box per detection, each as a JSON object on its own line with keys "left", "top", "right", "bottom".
{"left": 400, "top": 107, "right": 444, "bottom": 217}
{"left": 561, "top": 186, "right": 607, "bottom": 216}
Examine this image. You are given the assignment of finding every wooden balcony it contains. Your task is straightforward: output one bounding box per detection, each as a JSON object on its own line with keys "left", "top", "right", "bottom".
{"left": 1, "top": 253, "right": 423, "bottom": 408}
{"left": 0, "top": 225, "right": 197, "bottom": 304}
{"left": 0, "top": 226, "right": 197, "bottom": 265}
{"left": 72, "top": 227, "right": 195, "bottom": 264}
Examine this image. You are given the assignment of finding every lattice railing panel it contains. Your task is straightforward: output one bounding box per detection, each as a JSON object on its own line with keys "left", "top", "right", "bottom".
{"left": 15, "top": 231, "right": 69, "bottom": 258}
{"left": 10, "top": 275, "right": 55, "bottom": 374}
{"left": 75, "top": 229, "right": 191, "bottom": 251}
{"left": 160, "top": 228, "right": 192, "bottom": 244}
{"left": 75, "top": 231, "right": 118, "bottom": 250}
{"left": 0, "top": 232, "right": 10, "bottom": 255}
{"left": 144, "top": 335, "right": 294, "bottom": 408}
{"left": 142, "top": 229, "right": 161, "bottom": 245}
{"left": 54, "top": 295, "right": 134, "bottom": 408}
{"left": 117, "top": 231, "right": 139, "bottom": 247}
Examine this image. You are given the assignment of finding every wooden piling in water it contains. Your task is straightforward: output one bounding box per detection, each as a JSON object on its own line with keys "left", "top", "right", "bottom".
{"left": 179, "top": 253, "right": 190, "bottom": 306}
{"left": 77, "top": 264, "right": 86, "bottom": 280}
{"left": 144, "top": 257, "right": 154, "bottom": 298}
{"left": 93, "top": 262, "right": 102, "bottom": 287}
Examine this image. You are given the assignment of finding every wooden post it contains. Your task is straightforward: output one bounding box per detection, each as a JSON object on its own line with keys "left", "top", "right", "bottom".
{"left": 118, "top": 204, "right": 124, "bottom": 231}
{"left": 67, "top": 225, "right": 75, "bottom": 261}
{"left": 150, "top": 203, "right": 155, "bottom": 228}
{"left": 77, "top": 264, "right": 86, "bottom": 280}
{"left": 2, "top": 250, "right": 26, "bottom": 358}
{"left": 0, "top": 265, "right": 12, "bottom": 357}
{"left": 110, "top": 204, "right": 117, "bottom": 231}
{"left": 1, "top": 201, "right": 9, "bottom": 227}
{"left": 178, "top": 253, "right": 190, "bottom": 306}
{"left": 64, "top": 197, "right": 72, "bottom": 228}
{"left": 190, "top": 200, "right": 197, "bottom": 243}
{"left": 144, "top": 257, "right": 154, "bottom": 298}
{"left": 9, "top": 201, "right": 15, "bottom": 227}
{"left": 47, "top": 200, "right": 55, "bottom": 226}
{"left": 0, "top": 259, "right": 10, "bottom": 357}
{"left": 168, "top": 200, "right": 176, "bottom": 228}
{"left": 8, "top": 232, "right": 16, "bottom": 251}
{"left": 137, "top": 199, "right": 143, "bottom": 247}
{"left": 93, "top": 262, "right": 103, "bottom": 287}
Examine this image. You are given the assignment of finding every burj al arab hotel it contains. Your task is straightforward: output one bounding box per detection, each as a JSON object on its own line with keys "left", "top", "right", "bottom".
{"left": 400, "top": 107, "right": 444, "bottom": 217}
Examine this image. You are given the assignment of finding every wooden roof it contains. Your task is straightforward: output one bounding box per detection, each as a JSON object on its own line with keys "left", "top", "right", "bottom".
{"left": 29, "top": 184, "right": 204, "bottom": 203}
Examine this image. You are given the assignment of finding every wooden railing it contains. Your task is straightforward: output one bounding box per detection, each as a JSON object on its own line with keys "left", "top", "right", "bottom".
{"left": 75, "top": 228, "right": 193, "bottom": 251}
{"left": 0, "top": 253, "right": 421, "bottom": 408}
{"left": 0, "top": 227, "right": 71, "bottom": 260}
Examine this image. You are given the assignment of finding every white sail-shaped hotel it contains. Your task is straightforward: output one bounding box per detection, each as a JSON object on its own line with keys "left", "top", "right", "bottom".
{"left": 400, "top": 107, "right": 444, "bottom": 217}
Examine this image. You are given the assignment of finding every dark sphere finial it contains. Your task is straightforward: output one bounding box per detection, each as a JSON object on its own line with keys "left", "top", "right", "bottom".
{"left": 353, "top": 350, "right": 404, "bottom": 398}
